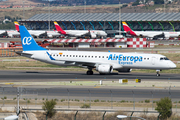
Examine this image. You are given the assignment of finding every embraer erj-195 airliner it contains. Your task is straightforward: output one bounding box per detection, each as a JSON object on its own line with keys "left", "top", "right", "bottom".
{"left": 17, "top": 25, "right": 176, "bottom": 76}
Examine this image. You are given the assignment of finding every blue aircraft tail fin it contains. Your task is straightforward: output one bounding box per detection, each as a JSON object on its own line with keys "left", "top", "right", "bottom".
{"left": 19, "top": 25, "right": 47, "bottom": 51}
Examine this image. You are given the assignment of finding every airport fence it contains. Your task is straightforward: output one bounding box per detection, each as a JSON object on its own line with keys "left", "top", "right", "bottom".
{"left": 0, "top": 87, "right": 179, "bottom": 113}
{"left": 0, "top": 48, "right": 22, "bottom": 57}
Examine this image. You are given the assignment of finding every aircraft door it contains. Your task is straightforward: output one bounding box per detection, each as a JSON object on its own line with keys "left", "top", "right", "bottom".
{"left": 44, "top": 52, "right": 49, "bottom": 61}
{"left": 151, "top": 56, "right": 156, "bottom": 65}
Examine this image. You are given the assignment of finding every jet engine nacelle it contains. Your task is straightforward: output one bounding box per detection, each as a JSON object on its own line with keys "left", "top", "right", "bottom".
{"left": 8, "top": 34, "right": 13, "bottom": 38}
{"left": 118, "top": 68, "right": 132, "bottom": 72}
{"left": 96, "top": 64, "right": 113, "bottom": 74}
{"left": 48, "top": 35, "right": 53, "bottom": 38}
{"left": 90, "top": 32, "right": 96, "bottom": 38}
{"left": 164, "top": 34, "right": 170, "bottom": 39}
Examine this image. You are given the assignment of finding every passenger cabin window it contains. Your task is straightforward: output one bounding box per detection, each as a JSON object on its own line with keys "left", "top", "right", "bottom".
{"left": 99, "top": 56, "right": 101, "bottom": 58}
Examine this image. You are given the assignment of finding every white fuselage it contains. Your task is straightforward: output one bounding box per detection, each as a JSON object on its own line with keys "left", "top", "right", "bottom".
{"left": 28, "top": 30, "right": 46, "bottom": 37}
{"left": 134, "top": 31, "right": 180, "bottom": 38}
{"left": 46, "top": 31, "right": 60, "bottom": 38}
{"left": 21, "top": 50, "right": 176, "bottom": 70}
{"left": 7, "top": 30, "right": 20, "bottom": 37}
{"left": 64, "top": 30, "right": 107, "bottom": 37}
{"left": 163, "top": 31, "right": 180, "bottom": 38}
{"left": 134, "top": 31, "right": 163, "bottom": 38}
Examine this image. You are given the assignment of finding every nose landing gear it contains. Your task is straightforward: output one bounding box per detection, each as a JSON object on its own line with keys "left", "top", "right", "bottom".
{"left": 156, "top": 70, "right": 160, "bottom": 76}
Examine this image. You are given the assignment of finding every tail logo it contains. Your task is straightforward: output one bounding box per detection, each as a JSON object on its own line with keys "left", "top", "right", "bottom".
{"left": 23, "top": 37, "right": 32, "bottom": 45}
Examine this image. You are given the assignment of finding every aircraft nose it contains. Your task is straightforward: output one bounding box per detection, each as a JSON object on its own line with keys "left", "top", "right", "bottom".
{"left": 169, "top": 62, "right": 176, "bottom": 69}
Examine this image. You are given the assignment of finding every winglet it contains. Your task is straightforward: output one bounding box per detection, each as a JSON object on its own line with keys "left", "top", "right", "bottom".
{"left": 54, "top": 21, "right": 66, "bottom": 34}
{"left": 19, "top": 25, "right": 47, "bottom": 51}
{"left": 14, "top": 21, "right": 20, "bottom": 32}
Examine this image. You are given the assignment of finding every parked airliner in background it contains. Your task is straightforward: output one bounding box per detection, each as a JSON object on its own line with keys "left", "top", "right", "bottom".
{"left": 14, "top": 22, "right": 46, "bottom": 38}
{"left": 54, "top": 21, "right": 107, "bottom": 38}
{"left": 14, "top": 21, "right": 60, "bottom": 38}
{"left": 122, "top": 22, "right": 163, "bottom": 38}
{"left": 17, "top": 25, "right": 176, "bottom": 76}
{"left": 122, "top": 22, "right": 180, "bottom": 39}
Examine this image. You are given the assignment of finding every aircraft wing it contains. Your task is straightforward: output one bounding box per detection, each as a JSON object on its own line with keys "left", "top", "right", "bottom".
{"left": 73, "top": 32, "right": 89, "bottom": 37}
{"left": 30, "top": 31, "right": 47, "bottom": 37}
{"left": 137, "top": 32, "right": 163, "bottom": 38}
{"left": 46, "top": 52, "right": 123, "bottom": 69}
{"left": 46, "top": 52, "right": 102, "bottom": 67}
{"left": 0, "top": 30, "right": 6, "bottom": 35}
{"left": 116, "top": 31, "right": 127, "bottom": 33}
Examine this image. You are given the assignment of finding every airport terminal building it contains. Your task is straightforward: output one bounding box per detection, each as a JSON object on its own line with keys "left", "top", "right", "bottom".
{"left": 17, "top": 12, "right": 180, "bottom": 48}
{"left": 20, "top": 13, "right": 180, "bottom": 37}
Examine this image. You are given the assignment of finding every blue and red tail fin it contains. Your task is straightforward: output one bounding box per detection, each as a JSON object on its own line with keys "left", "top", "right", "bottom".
{"left": 19, "top": 25, "right": 47, "bottom": 51}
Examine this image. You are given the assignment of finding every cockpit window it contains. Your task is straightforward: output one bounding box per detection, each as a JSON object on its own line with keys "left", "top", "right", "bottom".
{"left": 160, "top": 57, "right": 169, "bottom": 60}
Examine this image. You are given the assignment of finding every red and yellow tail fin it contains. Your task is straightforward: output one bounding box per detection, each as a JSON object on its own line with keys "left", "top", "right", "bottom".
{"left": 122, "top": 21, "right": 137, "bottom": 36}
{"left": 14, "top": 21, "right": 20, "bottom": 32}
{"left": 54, "top": 21, "right": 66, "bottom": 34}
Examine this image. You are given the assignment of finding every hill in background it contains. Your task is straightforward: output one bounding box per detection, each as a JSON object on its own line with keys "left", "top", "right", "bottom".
{"left": 0, "top": 0, "right": 136, "bottom": 6}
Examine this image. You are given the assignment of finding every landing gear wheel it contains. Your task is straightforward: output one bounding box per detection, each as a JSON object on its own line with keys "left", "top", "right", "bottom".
{"left": 156, "top": 70, "right": 160, "bottom": 77}
{"left": 156, "top": 73, "right": 160, "bottom": 76}
{"left": 87, "top": 71, "right": 93, "bottom": 75}
{"left": 99, "top": 73, "right": 106, "bottom": 75}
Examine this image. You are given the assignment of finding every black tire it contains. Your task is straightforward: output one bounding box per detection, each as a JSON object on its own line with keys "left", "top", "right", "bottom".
{"left": 87, "top": 71, "right": 93, "bottom": 75}
{"left": 156, "top": 74, "right": 160, "bottom": 77}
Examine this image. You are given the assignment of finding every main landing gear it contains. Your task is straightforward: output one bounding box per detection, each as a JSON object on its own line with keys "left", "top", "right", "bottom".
{"left": 86, "top": 68, "right": 93, "bottom": 75}
{"left": 86, "top": 70, "right": 93, "bottom": 75}
{"left": 156, "top": 70, "right": 160, "bottom": 76}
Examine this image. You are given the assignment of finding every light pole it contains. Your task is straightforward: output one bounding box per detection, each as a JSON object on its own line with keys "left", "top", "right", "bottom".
{"left": 84, "top": 0, "right": 86, "bottom": 13}
{"left": 117, "top": 115, "right": 146, "bottom": 120}
{"left": 151, "top": 91, "right": 153, "bottom": 110}
{"left": 23, "top": 1, "right": 24, "bottom": 20}
{"left": 48, "top": 0, "right": 50, "bottom": 31}
{"left": 164, "top": 0, "right": 166, "bottom": 13}
{"left": 132, "top": 90, "right": 135, "bottom": 110}
{"left": 17, "top": 87, "right": 19, "bottom": 115}
{"left": 67, "top": 89, "right": 69, "bottom": 108}
{"left": 110, "top": 90, "right": 113, "bottom": 109}
{"left": 88, "top": 89, "right": 91, "bottom": 107}
{"left": 119, "top": 0, "right": 121, "bottom": 35}
{"left": 45, "top": 88, "right": 48, "bottom": 100}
